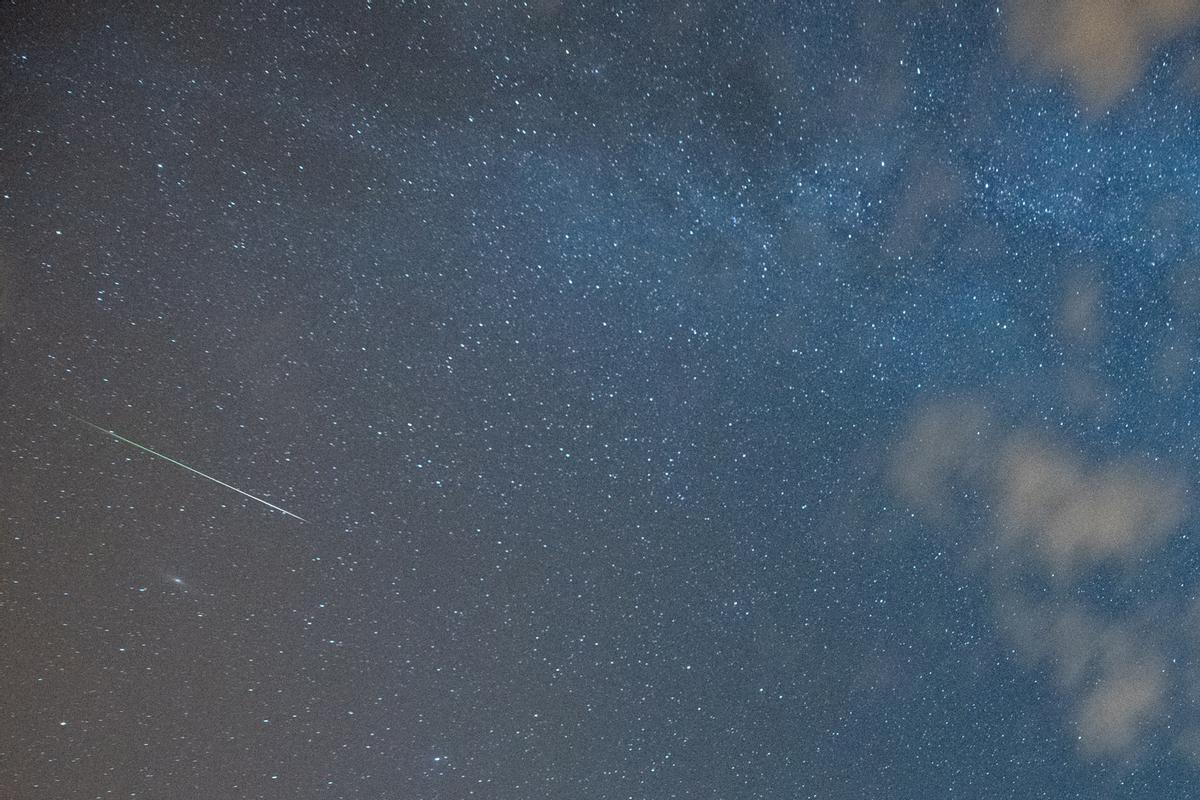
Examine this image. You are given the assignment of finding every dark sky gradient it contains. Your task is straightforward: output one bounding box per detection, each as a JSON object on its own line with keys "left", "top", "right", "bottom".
{"left": 5, "top": 1, "right": 1200, "bottom": 797}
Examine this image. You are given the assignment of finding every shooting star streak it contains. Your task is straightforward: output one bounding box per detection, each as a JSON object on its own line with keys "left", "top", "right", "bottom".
{"left": 68, "top": 414, "right": 307, "bottom": 522}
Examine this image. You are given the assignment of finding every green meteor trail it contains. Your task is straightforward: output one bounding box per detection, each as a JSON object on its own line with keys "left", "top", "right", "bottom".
{"left": 69, "top": 414, "right": 307, "bottom": 522}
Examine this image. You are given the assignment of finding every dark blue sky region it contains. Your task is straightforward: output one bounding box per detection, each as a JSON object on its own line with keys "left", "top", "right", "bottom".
{"left": 5, "top": 1, "right": 1200, "bottom": 798}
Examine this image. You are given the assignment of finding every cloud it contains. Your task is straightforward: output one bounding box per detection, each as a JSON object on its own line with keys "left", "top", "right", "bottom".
{"left": 886, "top": 396, "right": 995, "bottom": 519}
{"left": 1006, "top": 0, "right": 1200, "bottom": 112}
{"left": 882, "top": 157, "right": 965, "bottom": 261}
{"left": 893, "top": 399, "right": 1187, "bottom": 574}
{"left": 996, "top": 593, "right": 1168, "bottom": 758}
{"left": 1059, "top": 271, "right": 1103, "bottom": 345}
{"left": 994, "top": 433, "right": 1187, "bottom": 579}
{"left": 891, "top": 397, "right": 1188, "bottom": 759}
{"left": 1075, "top": 651, "right": 1166, "bottom": 757}
{"left": 1156, "top": 265, "right": 1200, "bottom": 389}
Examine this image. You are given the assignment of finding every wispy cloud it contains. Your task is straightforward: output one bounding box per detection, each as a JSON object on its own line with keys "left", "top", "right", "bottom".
{"left": 1007, "top": 0, "right": 1200, "bottom": 112}
{"left": 889, "top": 263, "right": 1196, "bottom": 767}
{"left": 892, "top": 398, "right": 1186, "bottom": 758}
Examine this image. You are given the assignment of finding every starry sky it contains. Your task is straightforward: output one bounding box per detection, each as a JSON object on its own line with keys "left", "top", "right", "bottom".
{"left": 6, "top": 1, "right": 1200, "bottom": 797}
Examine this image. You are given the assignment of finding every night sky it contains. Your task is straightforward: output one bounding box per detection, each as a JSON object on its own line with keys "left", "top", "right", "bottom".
{"left": 7, "top": 1, "right": 1200, "bottom": 797}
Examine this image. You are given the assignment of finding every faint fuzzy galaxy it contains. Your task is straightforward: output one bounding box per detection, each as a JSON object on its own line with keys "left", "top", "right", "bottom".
{"left": 7, "top": 1, "right": 1200, "bottom": 798}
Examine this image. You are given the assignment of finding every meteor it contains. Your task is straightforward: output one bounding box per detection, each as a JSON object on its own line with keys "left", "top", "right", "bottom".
{"left": 68, "top": 414, "right": 307, "bottom": 522}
